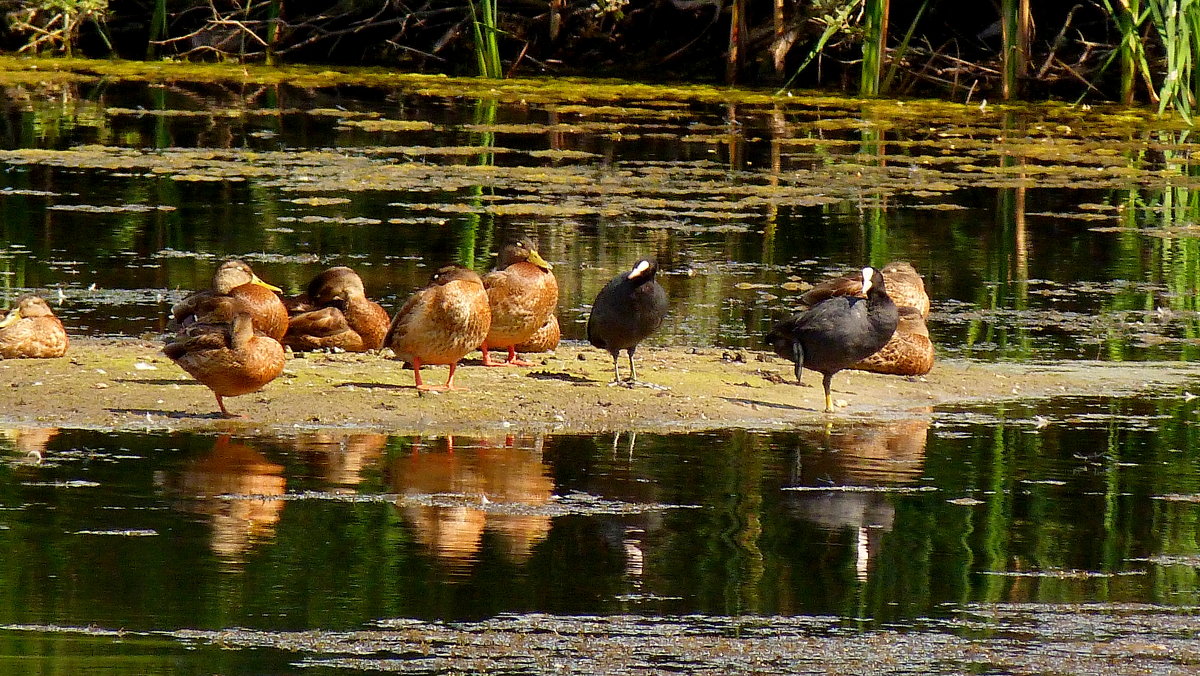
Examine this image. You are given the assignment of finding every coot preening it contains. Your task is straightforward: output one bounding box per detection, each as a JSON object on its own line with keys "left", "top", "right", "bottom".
{"left": 767, "top": 266, "right": 898, "bottom": 412}
{"left": 801, "top": 260, "right": 929, "bottom": 318}
{"left": 587, "top": 258, "right": 668, "bottom": 384}
{"left": 850, "top": 305, "right": 933, "bottom": 376}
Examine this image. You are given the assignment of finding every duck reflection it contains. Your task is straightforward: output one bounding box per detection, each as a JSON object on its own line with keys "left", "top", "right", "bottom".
{"left": 289, "top": 432, "right": 387, "bottom": 488}
{"left": 785, "top": 417, "right": 930, "bottom": 581}
{"left": 0, "top": 427, "right": 59, "bottom": 464}
{"left": 167, "top": 435, "right": 286, "bottom": 564}
{"left": 387, "top": 435, "right": 553, "bottom": 572}
{"left": 797, "top": 417, "right": 929, "bottom": 485}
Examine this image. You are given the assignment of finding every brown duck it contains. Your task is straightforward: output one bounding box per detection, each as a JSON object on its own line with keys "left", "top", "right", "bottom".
{"left": 283, "top": 266, "right": 390, "bottom": 352}
{"left": 481, "top": 237, "right": 558, "bottom": 366}
{"left": 385, "top": 265, "right": 491, "bottom": 391}
{"left": 801, "top": 261, "right": 929, "bottom": 318}
{"left": 164, "top": 312, "right": 286, "bottom": 417}
{"left": 0, "top": 295, "right": 68, "bottom": 359}
{"left": 849, "top": 306, "right": 934, "bottom": 376}
{"left": 172, "top": 260, "right": 288, "bottom": 341}
{"left": 515, "top": 314, "right": 560, "bottom": 353}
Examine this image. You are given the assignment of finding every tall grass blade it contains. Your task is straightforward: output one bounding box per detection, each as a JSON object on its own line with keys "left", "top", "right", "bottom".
{"left": 881, "top": 0, "right": 930, "bottom": 93}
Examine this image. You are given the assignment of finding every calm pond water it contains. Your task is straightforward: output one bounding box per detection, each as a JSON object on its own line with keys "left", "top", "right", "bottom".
{"left": 3, "top": 65, "right": 1200, "bottom": 673}
{"left": 2, "top": 68, "right": 1200, "bottom": 360}
{"left": 1, "top": 390, "right": 1200, "bottom": 672}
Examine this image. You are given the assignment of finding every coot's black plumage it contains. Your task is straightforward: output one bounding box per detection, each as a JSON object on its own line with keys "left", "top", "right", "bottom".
{"left": 587, "top": 258, "right": 669, "bottom": 384}
{"left": 766, "top": 266, "right": 898, "bottom": 412}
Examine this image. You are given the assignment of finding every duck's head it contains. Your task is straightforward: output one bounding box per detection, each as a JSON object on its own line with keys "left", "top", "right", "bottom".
{"left": 430, "top": 264, "right": 484, "bottom": 287}
{"left": 0, "top": 295, "right": 54, "bottom": 328}
{"left": 309, "top": 267, "right": 366, "bottom": 303}
{"left": 214, "top": 260, "right": 282, "bottom": 294}
{"left": 499, "top": 237, "right": 551, "bottom": 272}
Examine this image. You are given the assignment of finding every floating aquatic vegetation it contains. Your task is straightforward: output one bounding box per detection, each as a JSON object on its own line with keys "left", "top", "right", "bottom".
{"left": 48, "top": 203, "right": 176, "bottom": 213}
{"left": 781, "top": 485, "right": 937, "bottom": 493}
{"left": 979, "top": 569, "right": 1146, "bottom": 578}
{"left": 74, "top": 529, "right": 159, "bottom": 536}
{"left": 0, "top": 187, "right": 64, "bottom": 196}
{"left": 305, "top": 108, "right": 380, "bottom": 119}
{"left": 276, "top": 215, "right": 382, "bottom": 225}
{"left": 288, "top": 196, "right": 351, "bottom": 206}
{"left": 337, "top": 119, "right": 435, "bottom": 132}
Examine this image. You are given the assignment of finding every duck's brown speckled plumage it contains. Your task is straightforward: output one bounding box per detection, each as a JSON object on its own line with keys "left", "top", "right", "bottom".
{"left": 515, "top": 314, "right": 560, "bottom": 353}
{"left": 173, "top": 260, "right": 288, "bottom": 341}
{"left": 385, "top": 265, "right": 491, "bottom": 391}
{"left": 284, "top": 267, "right": 390, "bottom": 352}
{"left": 850, "top": 306, "right": 934, "bottom": 376}
{"left": 164, "top": 312, "right": 286, "bottom": 417}
{"left": 0, "top": 295, "right": 68, "bottom": 359}
{"left": 801, "top": 261, "right": 930, "bottom": 318}
{"left": 481, "top": 238, "right": 558, "bottom": 366}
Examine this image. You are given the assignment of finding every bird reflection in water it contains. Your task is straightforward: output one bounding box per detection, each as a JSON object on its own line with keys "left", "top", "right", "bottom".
{"left": 289, "top": 432, "right": 387, "bottom": 489}
{"left": 0, "top": 427, "right": 59, "bottom": 464}
{"left": 785, "top": 416, "right": 931, "bottom": 581}
{"left": 387, "top": 434, "right": 553, "bottom": 573}
{"left": 165, "top": 435, "right": 286, "bottom": 566}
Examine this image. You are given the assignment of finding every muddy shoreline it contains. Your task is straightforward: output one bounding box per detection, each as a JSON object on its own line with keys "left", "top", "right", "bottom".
{"left": 0, "top": 337, "right": 1193, "bottom": 436}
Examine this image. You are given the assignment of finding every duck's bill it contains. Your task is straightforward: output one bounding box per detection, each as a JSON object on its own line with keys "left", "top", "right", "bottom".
{"left": 251, "top": 274, "right": 284, "bottom": 293}
{"left": 527, "top": 250, "right": 553, "bottom": 271}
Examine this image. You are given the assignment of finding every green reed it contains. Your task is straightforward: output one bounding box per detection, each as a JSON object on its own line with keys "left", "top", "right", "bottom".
{"left": 1147, "top": 0, "right": 1200, "bottom": 122}
{"left": 1100, "top": 0, "right": 1149, "bottom": 104}
{"left": 147, "top": 0, "right": 167, "bottom": 57}
{"left": 999, "top": 0, "right": 1029, "bottom": 99}
{"left": 860, "top": 0, "right": 887, "bottom": 95}
{"left": 470, "top": 0, "right": 503, "bottom": 78}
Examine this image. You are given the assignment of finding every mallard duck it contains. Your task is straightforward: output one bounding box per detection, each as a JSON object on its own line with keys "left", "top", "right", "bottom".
{"left": 385, "top": 265, "right": 491, "bottom": 391}
{"left": 515, "top": 314, "right": 560, "bottom": 353}
{"left": 164, "top": 312, "right": 286, "bottom": 417}
{"left": 801, "top": 261, "right": 929, "bottom": 317}
{"left": 587, "top": 258, "right": 669, "bottom": 384}
{"left": 283, "top": 267, "right": 390, "bottom": 352}
{"left": 766, "top": 267, "right": 898, "bottom": 412}
{"left": 481, "top": 237, "right": 558, "bottom": 367}
{"left": 850, "top": 306, "right": 934, "bottom": 376}
{"left": 173, "top": 260, "right": 288, "bottom": 341}
{"left": 0, "top": 295, "right": 69, "bottom": 359}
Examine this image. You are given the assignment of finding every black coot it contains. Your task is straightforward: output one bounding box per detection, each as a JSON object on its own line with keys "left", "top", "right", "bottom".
{"left": 587, "top": 258, "right": 669, "bottom": 384}
{"left": 766, "top": 266, "right": 898, "bottom": 412}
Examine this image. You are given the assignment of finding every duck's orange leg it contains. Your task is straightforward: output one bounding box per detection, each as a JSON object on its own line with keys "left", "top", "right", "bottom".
{"left": 416, "top": 360, "right": 468, "bottom": 392}
{"left": 480, "top": 345, "right": 532, "bottom": 367}
{"left": 215, "top": 393, "right": 241, "bottom": 418}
